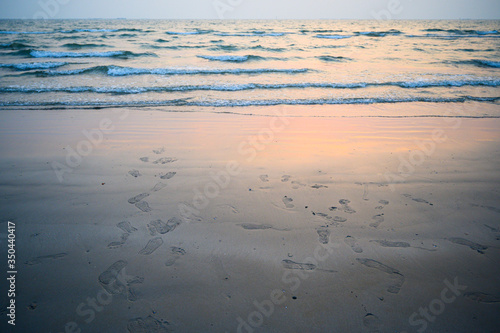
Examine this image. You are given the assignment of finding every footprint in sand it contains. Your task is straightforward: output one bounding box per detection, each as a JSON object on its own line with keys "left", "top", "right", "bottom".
{"left": 139, "top": 157, "right": 149, "bottom": 162}
{"left": 311, "top": 184, "right": 328, "bottom": 189}
{"left": 135, "top": 201, "right": 152, "bottom": 212}
{"left": 339, "top": 199, "right": 356, "bottom": 214}
{"left": 484, "top": 224, "right": 500, "bottom": 241}
{"left": 127, "top": 316, "right": 170, "bottom": 333}
{"left": 179, "top": 205, "right": 203, "bottom": 223}
{"left": 375, "top": 200, "right": 389, "bottom": 210}
{"left": 107, "top": 233, "right": 130, "bottom": 249}
{"left": 316, "top": 228, "right": 330, "bottom": 244}
{"left": 356, "top": 258, "right": 405, "bottom": 294}
{"left": 282, "top": 196, "right": 294, "bottom": 209}
{"left": 164, "top": 258, "right": 177, "bottom": 267}
{"left": 126, "top": 275, "right": 145, "bottom": 285}
{"left": 218, "top": 204, "right": 239, "bottom": 214}
{"left": 484, "top": 224, "right": 499, "bottom": 232}
{"left": 148, "top": 220, "right": 166, "bottom": 235}
{"left": 160, "top": 172, "right": 176, "bottom": 180}
{"left": 98, "top": 260, "right": 128, "bottom": 294}
{"left": 129, "top": 184, "right": 164, "bottom": 210}
{"left": 240, "top": 223, "right": 272, "bottom": 230}
{"left": 259, "top": 174, "right": 269, "bottom": 182}
{"left": 313, "top": 212, "right": 330, "bottom": 220}
{"left": 360, "top": 183, "right": 369, "bottom": 201}
{"left": 371, "top": 240, "right": 436, "bottom": 252}
{"left": 369, "top": 214, "right": 385, "bottom": 228}
{"left": 150, "top": 182, "right": 166, "bottom": 192}
{"left": 447, "top": 237, "right": 488, "bottom": 254}
{"left": 128, "top": 170, "right": 142, "bottom": 178}
{"left": 25, "top": 253, "right": 67, "bottom": 265}
{"left": 472, "top": 204, "right": 500, "bottom": 213}
{"left": 108, "top": 222, "right": 138, "bottom": 249}
{"left": 371, "top": 240, "right": 410, "bottom": 248}
{"left": 152, "top": 147, "right": 165, "bottom": 154}
{"left": 126, "top": 276, "right": 145, "bottom": 302}
{"left": 128, "top": 193, "right": 150, "bottom": 204}
{"left": 403, "top": 194, "right": 433, "bottom": 206}
{"left": 171, "top": 247, "right": 186, "bottom": 256}
{"left": 138, "top": 237, "right": 163, "bottom": 255}
{"left": 281, "top": 175, "right": 291, "bottom": 182}
{"left": 165, "top": 247, "right": 186, "bottom": 266}
{"left": 313, "top": 212, "right": 346, "bottom": 225}
{"left": 167, "top": 217, "right": 182, "bottom": 231}
{"left": 153, "top": 157, "right": 177, "bottom": 165}
{"left": 464, "top": 292, "right": 500, "bottom": 304}
{"left": 345, "top": 236, "right": 363, "bottom": 253}
{"left": 239, "top": 223, "right": 290, "bottom": 231}
{"left": 117, "top": 221, "right": 138, "bottom": 234}
{"left": 291, "top": 180, "right": 306, "bottom": 189}
{"left": 282, "top": 259, "right": 336, "bottom": 273}
{"left": 282, "top": 259, "right": 316, "bottom": 271}
{"left": 148, "top": 218, "right": 181, "bottom": 236}
{"left": 127, "top": 288, "right": 138, "bottom": 302}
{"left": 99, "top": 260, "right": 144, "bottom": 300}
{"left": 363, "top": 313, "right": 382, "bottom": 332}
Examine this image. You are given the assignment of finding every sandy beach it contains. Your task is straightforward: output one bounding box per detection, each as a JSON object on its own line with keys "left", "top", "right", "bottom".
{"left": 0, "top": 106, "right": 499, "bottom": 332}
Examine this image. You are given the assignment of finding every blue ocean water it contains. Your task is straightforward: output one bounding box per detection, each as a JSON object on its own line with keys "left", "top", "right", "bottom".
{"left": 0, "top": 19, "right": 498, "bottom": 114}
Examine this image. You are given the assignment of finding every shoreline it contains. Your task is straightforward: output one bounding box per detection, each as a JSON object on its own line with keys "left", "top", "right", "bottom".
{"left": 1, "top": 100, "right": 499, "bottom": 118}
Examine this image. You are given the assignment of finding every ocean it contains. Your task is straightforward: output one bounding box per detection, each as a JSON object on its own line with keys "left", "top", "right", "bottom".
{"left": 0, "top": 19, "right": 499, "bottom": 116}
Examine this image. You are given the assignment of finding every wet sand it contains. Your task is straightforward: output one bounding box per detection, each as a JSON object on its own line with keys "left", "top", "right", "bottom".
{"left": 0, "top": 107, "right": 499, "bottom": 332}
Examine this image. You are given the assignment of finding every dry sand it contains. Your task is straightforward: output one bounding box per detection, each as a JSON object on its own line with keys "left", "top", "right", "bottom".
{"left": 0, "top": 107, "right": 499, "bottom": 332}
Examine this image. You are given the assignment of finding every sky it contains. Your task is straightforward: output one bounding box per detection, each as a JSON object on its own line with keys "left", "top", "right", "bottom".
{"left": 1, "top": 0, "right": 499, "bottom": 19}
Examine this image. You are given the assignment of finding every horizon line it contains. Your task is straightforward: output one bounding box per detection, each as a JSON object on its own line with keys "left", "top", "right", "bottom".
{"left": 1, "top": 17, "right": 499, "bottom": 20}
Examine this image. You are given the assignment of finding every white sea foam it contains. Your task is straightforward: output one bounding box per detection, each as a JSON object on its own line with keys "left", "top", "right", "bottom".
{"left": 0, "top": 62, "right": 68, "bottom": 70}
{"left": 315, "top": 35, "right": 352, "bottom": 39}
{"left": 106, "top": 66, "right": 309, "bottom": 76}
{"left": 29, "top": 50, "right": 154, "bottom": 58}
{"left": 197, "top": 55, "right": 250, "bottom": 62}
{"left": 1, "top": 96, "right": 498, "bottom": 108}
{"left": 3, "top": 79, "right": 498, "bottom": 94}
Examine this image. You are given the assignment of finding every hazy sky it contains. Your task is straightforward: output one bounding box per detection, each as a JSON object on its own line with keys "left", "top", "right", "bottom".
{"left": 1, "top": 0, "right": 499, "bottom": 19}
